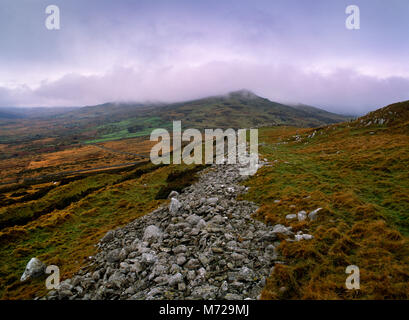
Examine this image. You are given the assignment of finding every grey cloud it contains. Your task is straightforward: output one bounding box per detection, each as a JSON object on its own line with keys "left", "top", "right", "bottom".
{"left": 1, "top": 0, "right": 409, "bottom": 114}
{"left": 1, "top": 62, "right": 409, "bottom": 115}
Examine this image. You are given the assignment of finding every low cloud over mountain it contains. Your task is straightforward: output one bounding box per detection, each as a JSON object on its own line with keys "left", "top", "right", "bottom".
{"left": 1, "top": 63, "right": 409, "bottom": 115}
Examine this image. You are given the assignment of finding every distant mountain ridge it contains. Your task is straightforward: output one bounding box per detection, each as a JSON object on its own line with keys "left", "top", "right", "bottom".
{"left": 72, "top": 89, "right": 351, "bottom": 142}
{"left": 0, "top": 111, "right": 21, "bottom": 120}
{"left": 0, "top": 90, "right": 351, "bottom": 144}
{"left": 0, "top": 107, "right": 77, "bottom": 120}
{"left": 290, "top": 103, "right": 352, "bottom": 122}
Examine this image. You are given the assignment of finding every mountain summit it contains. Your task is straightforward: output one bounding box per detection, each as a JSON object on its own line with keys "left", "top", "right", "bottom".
{"left": 151, "top": 90, "right": 350, "bottom": 130}
{"left": 227, "top": 89, "right": 259, "bottom": 99}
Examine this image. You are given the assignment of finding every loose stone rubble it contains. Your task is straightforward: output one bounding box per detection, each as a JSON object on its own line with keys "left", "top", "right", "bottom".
{"left": 46, "top": 157, "right": 311, "bottom": 300}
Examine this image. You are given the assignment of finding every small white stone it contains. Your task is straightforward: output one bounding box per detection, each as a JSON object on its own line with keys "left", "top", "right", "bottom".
{"left": 297, "top": 210, "right": 307, "bottom": 221}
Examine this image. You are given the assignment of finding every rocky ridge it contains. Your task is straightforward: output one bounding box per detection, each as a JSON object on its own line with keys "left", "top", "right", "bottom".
{"left": 46, "top": 157, "right": 307, "bottom": 300}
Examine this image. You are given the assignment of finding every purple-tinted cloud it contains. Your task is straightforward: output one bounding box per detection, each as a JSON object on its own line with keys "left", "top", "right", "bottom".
{"left": 0, "top": 0, "right": 408, "bottom": 114}
{"left": 2, "top": 62, "right": 409, "bottom": 115}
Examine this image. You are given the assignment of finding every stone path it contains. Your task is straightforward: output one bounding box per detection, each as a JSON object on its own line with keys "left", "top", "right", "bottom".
{"left": 47, "top": 159, "right": 296, "bottom": 300}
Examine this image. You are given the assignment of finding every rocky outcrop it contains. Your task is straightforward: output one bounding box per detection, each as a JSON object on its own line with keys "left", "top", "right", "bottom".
{"left": 46, "top": 158, "right": 303, "bottom": 300}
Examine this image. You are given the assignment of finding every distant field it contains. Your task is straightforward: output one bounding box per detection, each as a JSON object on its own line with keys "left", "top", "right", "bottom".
{"left": 0, "top": 136, "right": 155, "bottom": 185}
{"left": 85, "top": 116, "right": 170, "bottom": 143}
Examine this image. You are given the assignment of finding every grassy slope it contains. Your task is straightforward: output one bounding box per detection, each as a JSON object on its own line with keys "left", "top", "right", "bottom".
{"left": 2, "top": 97, "right": 407, "bottom": 300}
{"left": 241, "top": 116, "right": 409, "bottom": 299}
{"left": 0, "top": 162, "right": 203, "bottom": 299}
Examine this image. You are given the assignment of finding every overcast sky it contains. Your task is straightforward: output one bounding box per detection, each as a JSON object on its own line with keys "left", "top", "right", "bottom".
{"left": 0, "top": 0, "right": 408, "bottom": 114}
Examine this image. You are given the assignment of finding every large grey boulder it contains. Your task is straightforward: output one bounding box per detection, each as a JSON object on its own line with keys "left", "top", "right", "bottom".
{"left": 173, "top": 244, "right": 187, "bottom": 254}
{"left": 143, "top": 225, "right": 163, "bottom": 243}
{"left": 141, "top": 252, "right": 157, "bottom": 265}
{"left": 20, "top": 257, "right": 46, "bottom": 282}
{"left": 169, "top": 198, "right": 182, "bottom": 215}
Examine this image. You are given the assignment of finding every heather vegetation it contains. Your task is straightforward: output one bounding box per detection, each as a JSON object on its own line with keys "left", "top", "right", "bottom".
{"left": 0, "top": 162, "right": 205, "bottom": 299}
{"left": 241, "top": 105, "right": 409, "bottom": 299}
{"left": 0, "top": 93, "right": 407, "bottom": 300}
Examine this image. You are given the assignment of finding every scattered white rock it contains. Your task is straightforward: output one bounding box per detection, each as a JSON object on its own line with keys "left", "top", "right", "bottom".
{"left": 297, "top": 210, "right": 307, "bottom": 221}
{"left": 295, "top": 233, "right": 314, "bottom": 241}
{"left": 20, "top": 258, "right": 46, "bottom": 282}
{"left": 303, "top": 234, "right": 314, "bottom": 240}
{"left": 226, "top": 187, "right": 235, "bottom": 193}
{"left": 272, "top": 224, "right": 293, "bottom": 236}
{"left": 308, "top": 208, "right": 322, "bottom": 221}
{"left": 294, "top": 231, "right": 314, "bottom": 241}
